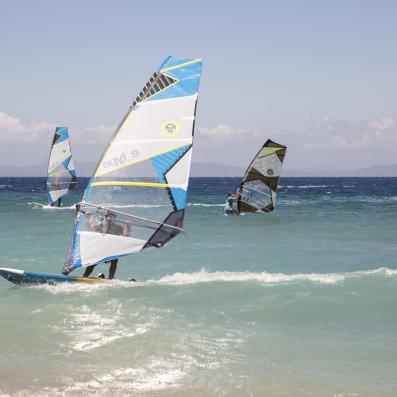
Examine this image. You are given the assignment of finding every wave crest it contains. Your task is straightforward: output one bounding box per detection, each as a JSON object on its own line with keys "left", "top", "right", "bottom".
{"left": 148, "top": 267, "right": 397, "bottom": 286}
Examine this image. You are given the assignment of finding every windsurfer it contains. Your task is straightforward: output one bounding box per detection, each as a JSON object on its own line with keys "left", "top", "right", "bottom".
{"left": 50, "top": 198, "right": 62, "bottom": 207}
{"left": 224, "top": 189, "right": 241, "bottom": 216}
{"left": 82, "top": 214, "right": 132, "bottom": 279}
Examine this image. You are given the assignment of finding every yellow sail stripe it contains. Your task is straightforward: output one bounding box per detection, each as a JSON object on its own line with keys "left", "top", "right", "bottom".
{"left": 160, "top": 58, "right": 202, "bottom": 73}
{"left": 90, "top": 181, "right": 170, "bottom": 188}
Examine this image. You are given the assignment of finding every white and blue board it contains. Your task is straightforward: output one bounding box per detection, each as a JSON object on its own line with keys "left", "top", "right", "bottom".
{"left": 0, "top": 268, "right": 106, "bottom": 286}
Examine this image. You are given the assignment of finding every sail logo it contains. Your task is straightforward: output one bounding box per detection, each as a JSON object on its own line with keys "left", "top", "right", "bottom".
{"left": 103, "top": 150, "right": 140, "bottom": 169}
{"left": 267, "top": 168, "right": 274, "bottom": 176}
{"left": 162, "top": 121, "right": 179, "bottom": 137}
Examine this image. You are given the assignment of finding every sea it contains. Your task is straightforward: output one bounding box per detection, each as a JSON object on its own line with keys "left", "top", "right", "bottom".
{"left": 0, "top": 177, "right": 396, "bottom": 397}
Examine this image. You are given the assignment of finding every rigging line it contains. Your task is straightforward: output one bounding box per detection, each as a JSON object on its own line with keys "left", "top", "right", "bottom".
{"left": 80, "top": 202, "right": 184, "bottom": 232}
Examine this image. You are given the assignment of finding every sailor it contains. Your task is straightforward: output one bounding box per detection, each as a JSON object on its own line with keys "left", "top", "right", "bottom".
{"left": 224, "top": 188, "right": 241, "bottom": 216}
{"left": 51, "top": 198, "right": 62, "bottom": 207}
{"left": 82, "top": 214, "right": 131, "bottom": 279}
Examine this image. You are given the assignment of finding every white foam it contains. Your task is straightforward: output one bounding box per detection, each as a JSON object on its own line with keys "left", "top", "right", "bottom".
{"left": 110, "top": 204, "right": 166, "bottom": 208}
{"left": 280, "top": 185, "right": 328, "bottom": 188}
{"left": 29, "top": 202, "right": 77, "bottom": 210}
{"left": 38, "top": 279, "right": 132, "bottom": 295}
{"left": 63, "top": 361, "right": 187, "bottom": 394}
{"left": 147, "top": 267, "right": 397, "bottom": 286}
{"left": 188, "top": 203, "right": 224, "bottom": 207}
{"left": 34, "top": 267, "right": 397, "bottom": 295}
{"left": 149, "top": 268, "right": 345, "bottom": 285}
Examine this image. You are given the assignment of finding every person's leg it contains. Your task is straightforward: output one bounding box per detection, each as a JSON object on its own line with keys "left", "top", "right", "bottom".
{"left": 108, "top": 259, "right": 118, "bottom": 279}
{"left": 83, "top": 264, "right": 96, "bottom": 277}
{"left": 57, "top": 198, "right": 62, "bottom": 207}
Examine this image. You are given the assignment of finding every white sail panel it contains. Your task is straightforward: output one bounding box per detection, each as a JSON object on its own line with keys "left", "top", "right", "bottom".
{"left": 63, "top": 56, "right": 203, "bottom": 273}
{"left": 78, "top": 232, "right": 146, "bottom": 266}
{"left": 95, "top": 97, "right": 196, "bottom": 178}
{"left": 165, "top": 147, "right": 192, "bottom": 189}
{"left": 251, "top": 153, "right": 283, "bottom": 178}
{"left": 49, "top": 188, "right": 69, "bottom": 203}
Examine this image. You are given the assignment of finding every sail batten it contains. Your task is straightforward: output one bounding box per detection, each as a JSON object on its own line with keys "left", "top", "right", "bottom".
{"left": 63, "top": 57, "right": 202, "bottom": 273}
{"left": 237, "top": 139, "right": 287, "bottom": 213}
{"left": 47, "top": 127, "right": 77, "bottom": 205}
{"left": 78, "top": 201, "right": 184, "bottom": 232}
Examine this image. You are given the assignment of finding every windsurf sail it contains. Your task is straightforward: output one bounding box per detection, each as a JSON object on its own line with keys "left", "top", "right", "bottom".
{"left": 237, "top": 139, "right": 287, "bottom": 213}
{"left": 47, "top": 127, "right": 77, "bottom": 205}
{"left": 63, "top": 56, "right": 203, "bottom": 274}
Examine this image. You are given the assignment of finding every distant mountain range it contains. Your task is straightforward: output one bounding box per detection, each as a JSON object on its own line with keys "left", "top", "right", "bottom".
{"left": 0, "top": 161, "right": 396, "bottom": 177}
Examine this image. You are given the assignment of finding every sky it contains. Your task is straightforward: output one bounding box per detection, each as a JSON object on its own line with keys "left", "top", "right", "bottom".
{"left": 0, "top": 0, "right": 397, "bottom": 172}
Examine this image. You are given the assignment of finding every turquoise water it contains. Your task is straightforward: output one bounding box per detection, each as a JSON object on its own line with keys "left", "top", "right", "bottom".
{"left": 0, "top": 177, "right": 396, "bottom": 396}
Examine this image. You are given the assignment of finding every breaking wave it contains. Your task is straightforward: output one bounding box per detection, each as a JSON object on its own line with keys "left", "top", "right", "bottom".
{"left": 148, "top": 267, "right": 397, "bottom": 286}
{"left": 280, "top": 185, "right": 328, "bottom": 189}
{"left": 37, "top": 267, "right": 397, "bottom": 295}
{"left": 30, "top": 202, "right": 77, "bottom": 210}
{"left": 188, "top": 203, "right": 224, "bottom": 207}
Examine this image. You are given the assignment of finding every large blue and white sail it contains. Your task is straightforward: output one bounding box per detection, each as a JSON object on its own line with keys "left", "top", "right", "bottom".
{"left": 47, "top": 127, "right": 77, "bottom": 205}
{"left": 63, "top": 57, "right": 203, "bottom": 273}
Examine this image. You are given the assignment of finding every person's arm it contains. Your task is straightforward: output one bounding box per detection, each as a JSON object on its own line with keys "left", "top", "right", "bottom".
{"left": 232, "top": 188, "right": 241, "bottom": 200}
{"left": 123, "top": 221, "right": 132, "bottom": 237}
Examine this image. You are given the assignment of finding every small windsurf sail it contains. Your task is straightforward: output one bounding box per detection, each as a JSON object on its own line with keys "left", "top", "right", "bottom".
{"left": 47, "top": 127, "right": 77, "bottom": 205}
{"left": 63, "top": 56, "right": 203, "bottom": 274}
{"left": 237, "top": 139, "right": 287, "bottom": 213}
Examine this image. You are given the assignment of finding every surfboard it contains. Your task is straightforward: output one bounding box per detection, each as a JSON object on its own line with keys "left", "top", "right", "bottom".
{"left": 32, "top": 202, "right": 51, "bottom": 209}
{"left": 0, "top": 268, "right": 106, "bottom": 286}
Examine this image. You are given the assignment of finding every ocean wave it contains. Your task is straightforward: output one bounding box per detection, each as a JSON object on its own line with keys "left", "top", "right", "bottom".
{"left": 1, "top": 361, "right": 188, "bottom": 396}
{"left": 109, "top": 204, "right": 166, "bottom": 208}
{"left": 351, "top": 196, "right": 397, "bottom": 203}
{"left": 147, "top": 267, "right": 397, "bottom": 286}
{"left": 66, "top": 363, "right": 186, "bottom": 394}
{"left": 150, "top": 269, "right": 344, "bottom": 285}
{"left": 36, "top": 267, "right": 397, "bottom": 294}
{"left": 320, "top": 196, "right": 397, "bottom": 204}
{"left": 188, "top": 203, "right": 224, "bottom": 207}
{"left": 29, "top": 202, "right": 77, "bottom": 210}
{"left": 280, "top": 185, "right": 328, "bottom": 188}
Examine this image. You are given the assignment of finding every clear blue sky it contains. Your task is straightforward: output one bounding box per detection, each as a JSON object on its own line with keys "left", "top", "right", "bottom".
{"left": 1, "top": 0, "right": 396, "bottom": 171}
